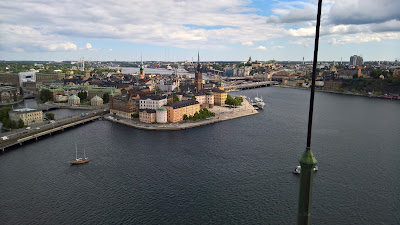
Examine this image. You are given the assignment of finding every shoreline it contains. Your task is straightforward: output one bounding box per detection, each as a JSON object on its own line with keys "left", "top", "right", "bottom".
{"left": 276, "top": 85, "right": 399, "bottom": 99}
{"left": 104, "top": 99, "right": 258, "bottom": 131}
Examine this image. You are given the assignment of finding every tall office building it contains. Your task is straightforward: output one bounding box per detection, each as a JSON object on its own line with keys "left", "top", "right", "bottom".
{"left": 350, "top": 55, "right": 364, "bottom": 66}
{"left": 195, "top": 51, "right": 203, "bottom": 92}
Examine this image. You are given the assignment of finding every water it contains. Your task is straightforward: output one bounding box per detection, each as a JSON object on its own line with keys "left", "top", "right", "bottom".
{"left": 0, "top": 87, "right": 399, "bottom": 224}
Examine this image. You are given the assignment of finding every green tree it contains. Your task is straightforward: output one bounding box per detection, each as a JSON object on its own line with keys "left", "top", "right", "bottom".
{"left": 40, "top": 89, "right": 52, "bottom": 102}
{"left": 131, "top": 112, "right": 139, "bottom": 118}
{"left": 19, "top": 87, "right": 24, "bottom": 96}
{"left": 18, "top": 119, "right": 24, "bottom": 128}
{"left": 13, "top": 92, "right": 17, "bottom": 101}
{"left": 103, "top": 93, "right": 110, "bottom": 103}
{"left": 0, "top": 107, "right": 12, "bottom": 121}
{"left": 45, "top": 113, "right": 55, "bottom": 120}
{"left": 9, "top": 120, "right": 17, "bottom": 129}
{"left": 191, "top": 96, "right": 196, "bottom": 100}
{"left": 183, "top": 114, "right": 188, "bottom": 120}
{"left": 173, "top": 94, "right": 179, "bottom": 102}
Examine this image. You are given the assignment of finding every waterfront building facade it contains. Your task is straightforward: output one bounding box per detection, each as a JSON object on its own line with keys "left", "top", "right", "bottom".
{"left": 91, "top": 95, "right": 103, "bottom": 106}
{"left": 110, "top": 94, "right": 136, "bottom": 118}
{"left": 0, "top": 73, "right": 20, "bottom": 88}
{"left": 68, "top": 94, "right": 80, "bottom": 105}
{"left": 9, "top": 108, "right": 43, "bottom": 126}
{"left": 213, "top": 88, "right": 227, "bottom": 106}
{"left": 139, "top": 95, "right": 167, "bottom": 110}
{"left": 156, "top": 107, "right": 167, "bottom": 123}
{"left": 164, "top": 99, "right": 200, "bottom": 123}
{"left": 139, "top": 109, "right": 156, "bottom": 123}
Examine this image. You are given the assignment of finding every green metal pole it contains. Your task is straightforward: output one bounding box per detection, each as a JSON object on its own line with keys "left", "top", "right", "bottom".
{"left": 297, "top": 0, "right": 322, "bottom": 224}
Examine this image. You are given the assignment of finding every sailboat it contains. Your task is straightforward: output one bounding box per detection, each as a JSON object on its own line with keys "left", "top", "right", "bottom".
{"left": 69, "top": 143, "right": 89, "bottom": 165}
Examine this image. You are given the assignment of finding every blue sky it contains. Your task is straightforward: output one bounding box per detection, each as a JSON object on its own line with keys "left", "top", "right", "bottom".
{"left": 0, "top": 0, "right": 399, "bottom": 62}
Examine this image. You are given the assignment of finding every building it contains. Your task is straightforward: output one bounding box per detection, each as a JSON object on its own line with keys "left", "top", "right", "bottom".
{"left": 139, "top": 95, "right": 167, "bottom": 110}
{"left": 18, "top": 72, "right": 36, "bottom": 86}
{"left": 194, "top": 91, "right": 214, "bottom": 108}
{"left": 195, "top": 52, "right": 203, "bottom": 92}
{"left": 156, "top": 107, "right": 167, "bottom": 123}
{"left": 110, "top": 94, "right": 136, "bottom": 118}
{"left": 158, "top": 80, "right": 177, "bottom": 92}
{"left": 164, "top": 99, "right": 200, "bottom": 123}
{"left": 88, "top": 87, "right": 120, "bottom": 99}
{"left": 0, "top": 73, "right": 20, "bottom": 88}
{"left": 36, "top": 72, "right": 65, "bottom": 82}
{"left": 233, "top": 67, "right": 251, "bottom": 77}
{"left": 350, "top": 55, "right": 364, "bottom": 66}
{"left": 324, "top": 80, "right": 343, "bottom": 90}
{"left": 9, "top": 108, "right": 43, "bottom": 126}
{"left": 68, "top": 94, "right": 80, "bottom": 105}
{"left": 213, "top": 88, "right": 227, "bottom": 106}
{"left": 0, "top": 86, "right": 18, "bottom": 103}
{"left": 139, "top": 109, "right": 156, "bottom": 123}
{"left": 55, "top": 94, "right": 68, "bottom": 102}
{"left": 90, "top": 95, "right": 103, "bottom": 106}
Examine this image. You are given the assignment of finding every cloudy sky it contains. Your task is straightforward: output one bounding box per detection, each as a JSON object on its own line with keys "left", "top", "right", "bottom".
{"left": 0, "top": 0, "right": 399, "bottom": 62}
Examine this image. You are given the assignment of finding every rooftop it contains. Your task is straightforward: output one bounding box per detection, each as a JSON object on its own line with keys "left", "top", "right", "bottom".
{"left": 165, "top": 99, "right": 199, "bottom": 109}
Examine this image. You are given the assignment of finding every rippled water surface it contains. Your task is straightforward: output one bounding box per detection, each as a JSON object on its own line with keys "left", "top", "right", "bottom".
{"left": 1, "top": 87, "right": 399, "bottom": 224}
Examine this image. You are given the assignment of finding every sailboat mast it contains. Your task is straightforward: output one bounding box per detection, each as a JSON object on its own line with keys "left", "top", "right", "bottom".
{"left": 75, "top": 142, "right": 78, "bottom": 160}
{"left": 84, "top": 148, "right": 86, "bottom": 158}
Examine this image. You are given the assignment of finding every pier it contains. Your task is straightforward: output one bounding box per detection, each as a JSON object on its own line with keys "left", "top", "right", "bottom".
{"left": 225, "top": 81, "right": 277, "bottom": 91}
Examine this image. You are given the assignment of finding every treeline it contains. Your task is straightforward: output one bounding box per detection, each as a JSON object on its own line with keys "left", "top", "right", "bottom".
{"left": 0, "top": 107, "right": 24, "bottom": 129}
{"left": 342, "top": 77, "right": 400, "bottom": 94}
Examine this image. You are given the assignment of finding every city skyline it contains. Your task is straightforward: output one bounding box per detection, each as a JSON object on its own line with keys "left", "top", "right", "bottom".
{"left": 1, "top": 0, "right": 399, "bottom": 62}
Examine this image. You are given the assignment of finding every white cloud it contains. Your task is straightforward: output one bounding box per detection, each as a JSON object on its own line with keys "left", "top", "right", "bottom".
{"left": 255, "top": 46, "right": 266, "bottom": 51}
{"left": 241, "top": 41, "right": 254, "bottom": 46}
{"left": 289, "top": 38, "right": 313, "bottom": 48}
{"left": 85, "top": 43, "right": 93, "bottom": 50}
{"left": 271, "top": 45, "right": 284, "bottom": 49}
{"left": 109, "top": 49, "right": 113, "bottom": 51}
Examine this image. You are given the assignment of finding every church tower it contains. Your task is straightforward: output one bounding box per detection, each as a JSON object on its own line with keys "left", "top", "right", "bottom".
{"left": 194, "top": 51, "right": 203, "bottom": 92}
{"left": 140, "top": 54, "right": 145, "bottom": 77}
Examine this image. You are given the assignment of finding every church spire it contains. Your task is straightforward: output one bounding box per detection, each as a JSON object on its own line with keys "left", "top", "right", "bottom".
{"left": 197, "top": 50, "right": 200, "bottom": 72}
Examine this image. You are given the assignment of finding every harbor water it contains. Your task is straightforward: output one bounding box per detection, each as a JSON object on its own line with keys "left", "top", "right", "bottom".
{"left": 0, "top": 87, "right": 399, "bottom": 224}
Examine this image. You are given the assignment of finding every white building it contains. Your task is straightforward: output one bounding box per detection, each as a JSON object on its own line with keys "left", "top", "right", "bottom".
{"left": 156, "top": 107, "right": 167, "bottom": 123}
{"left": 9, "top": 108, "right": 43, "bottom": 126}
{"left": 56, "top": 94, "right": 68, "bottom": 102}
{"left": 158, "top": 80, "right": 177, "bottom": 92}
{"left": 139, "top": 95, "right": 167, "bottom": 110}
{"left": 18, "top": 72, "right": 36, "bottom": 86}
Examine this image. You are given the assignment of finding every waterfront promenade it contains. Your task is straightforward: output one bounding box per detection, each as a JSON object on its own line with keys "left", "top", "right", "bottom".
{"left": 104, "top": 99, "right": 258, "bottom": 130}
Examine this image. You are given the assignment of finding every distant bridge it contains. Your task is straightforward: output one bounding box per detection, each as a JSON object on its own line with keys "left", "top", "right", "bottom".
{"left": 225, "top": 81, "right": 278, "bottom": 91}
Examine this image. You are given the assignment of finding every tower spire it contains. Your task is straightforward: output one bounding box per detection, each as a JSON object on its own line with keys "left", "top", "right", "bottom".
{"left": 197, "top": 50, "right": 200, "bottom": 72}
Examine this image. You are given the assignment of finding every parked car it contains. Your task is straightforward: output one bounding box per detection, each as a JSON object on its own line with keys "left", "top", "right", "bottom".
{"left": 26, "top": 127, "right": 31, "bottom": 130}
{"left": 1, "top": 136, "right": 9, "bottom": 140}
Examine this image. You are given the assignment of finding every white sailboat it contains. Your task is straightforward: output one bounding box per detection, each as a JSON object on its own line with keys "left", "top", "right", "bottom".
{"left": 69, "top": 143, "right": 89, "bottom": 165}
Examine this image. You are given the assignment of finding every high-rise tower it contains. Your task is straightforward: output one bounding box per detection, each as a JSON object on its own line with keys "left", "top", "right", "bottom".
{"left": 194, "top": 51, "right": 203, "bottom": 92}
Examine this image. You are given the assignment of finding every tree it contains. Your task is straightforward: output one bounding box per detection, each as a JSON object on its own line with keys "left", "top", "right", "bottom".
{"left": 103, "top": 93, "right": 110, "bottom": 103}
{"left": 45, "top": 113, "right": 55, "bottom": 120}
{"left": 78, "top": 91, "right": 88, "bottom": 101}
{"left": 40, "top": 89, "right": 52, "bottom": 102}
{"left": 19, "top": 87, "right": 24, "bottom": 96}
{"left": 18, "top": 119, "right": 24, "bottom": 128}
{"left": 173, "top": 94, "right": 179, "bottom": 102}
{"left": 183, "top": 114, "right": 188, "bottom": 120}
{"left": 191, "top": 96, "right": 196, "bottom": 100}
{"left": 131, "top": 112, "right": 139, "bottom": 118}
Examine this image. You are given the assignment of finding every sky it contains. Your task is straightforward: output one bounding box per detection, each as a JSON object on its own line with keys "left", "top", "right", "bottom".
{"left": 0, "top": 0, "right": 399, "bottom": 62}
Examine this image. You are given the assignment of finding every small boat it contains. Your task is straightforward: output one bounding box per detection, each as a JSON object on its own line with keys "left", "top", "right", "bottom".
{"left": 251, "top": 93, "right": 265, "bottom": 109}
{"left": 69, "top": 143, "right": 89, "bottom": 165}
{"left": 293, "top": 165, "right": 318, "bottom": 174}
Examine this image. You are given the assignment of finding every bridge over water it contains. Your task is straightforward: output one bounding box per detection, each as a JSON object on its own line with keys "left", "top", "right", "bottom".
{"left": 0, "top": 109, "right": 107, "bottom": 151}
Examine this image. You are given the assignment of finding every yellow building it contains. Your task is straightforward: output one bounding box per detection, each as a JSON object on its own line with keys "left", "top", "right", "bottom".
{"left": 164, "top": 100, "right": 200, "bottom": 123}
{"left": 213, "top": 88, "right": 227, "bottom": 106}
{"left": 139, "top": 109, "right": 156, "bottom": 123}
{"left": 9, "top": 108, "right": 43, "bottom": 126}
